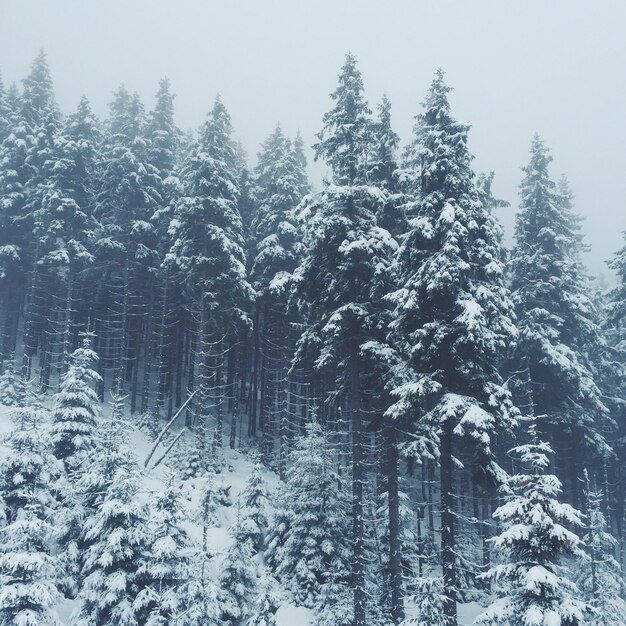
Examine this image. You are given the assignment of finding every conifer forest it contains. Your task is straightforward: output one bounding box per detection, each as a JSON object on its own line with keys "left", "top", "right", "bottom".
{"left": 0, "top": 15, "right": 625, "bottom": 626}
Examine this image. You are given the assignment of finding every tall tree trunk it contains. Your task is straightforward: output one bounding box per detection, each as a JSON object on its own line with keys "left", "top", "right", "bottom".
{"left": 386, "top": 423, "right": 404, "bottom": 623}
{"left": 350, "top": 357, "right": 366, "bottom": 626}
{"left": 441, "top": 418, "right": 457, "bottom": 626}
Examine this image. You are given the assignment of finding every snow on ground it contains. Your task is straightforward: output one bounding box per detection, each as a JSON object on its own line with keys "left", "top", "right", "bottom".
{"left": 0, "top": 403, "right": 482, "bottom": 625}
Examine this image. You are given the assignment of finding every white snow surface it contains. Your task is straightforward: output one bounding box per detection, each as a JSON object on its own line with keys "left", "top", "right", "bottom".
{"left": 0, "top": 404, "right": 483, "bottom": 626}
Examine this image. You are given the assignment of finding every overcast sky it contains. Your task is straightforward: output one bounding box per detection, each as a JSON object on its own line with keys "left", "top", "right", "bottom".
{"left": 1, "top": 0, "right": 624, "bottom": 279}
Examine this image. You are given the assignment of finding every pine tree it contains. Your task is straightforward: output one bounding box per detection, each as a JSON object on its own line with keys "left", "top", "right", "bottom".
{"left": 75, "top": 462, "right": 150, "bottom": 626}
{"left": 50, "top": 335, "right": 101, "bottom": 471}
{"left": 134, "top": 478, "right": 194, "bottom": 625}
{"left": 0, "top": 503, "right": 62, "bottom": 626}
{"left": 33, "top": 96, "right": 100, "bottom": 379}
{"left": 578, "top": 476, "right": 626, "bottom": 625}
{"left": 0, "top": 393, "right": 57, "bottom": 524}
{"left": 0, "top": 397, "right": 61, "bottom": 626}
{"left": 251, "top": 125, "right": 307, "bottom": 469}
{"left": 292, "top": 53, "right": 395, "bottom": 625}
{"left": 266, "top": 422, "right": 351, "bottom": 607}
{"left": 168, "top": 96, "right": 252, "bottom": 437}
{"left": 0, "top": 51, "right": 60, "bottom": 383}
{"left": 239, "top": 461, "right": 268, "bottom": 553}
{"left": 400, "top": 576, "right": 446, "bottom": 626}
{"left": 0, "top": 359, "right": 19, "bottom": 405}
{"left": 367, "top": 95, "right": 405, "bottom": 238}
{"left": 475, "top": 425, "right": 592, "bottom": 626}
{"left": 248, "top": 573, "right": 280, "bottom": 626}
{"left": 388, "top": 69, "right": 516, "bottom": 626}
{"left": 508, "top": 136, "right": 610, "bottom": 468}
{"left": 94, "top": 87, "right": 162, "bottom": 400}
{"left": 217, "top": 504, "right": 257, "bottom": 626}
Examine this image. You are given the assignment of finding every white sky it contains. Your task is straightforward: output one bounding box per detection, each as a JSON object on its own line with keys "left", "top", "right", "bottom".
{"left": 1, "top": 0, "right": 625, "bottom": 279}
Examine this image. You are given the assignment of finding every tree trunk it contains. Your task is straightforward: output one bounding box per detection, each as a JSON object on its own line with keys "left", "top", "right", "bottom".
{"left": 441, "top": 418, "right": 457, "bottom": 626}
{"left": 386, "top": 423, "right": 404, "bottom": 623}
{"left": 350, "top": 358, "right": 366, "bottom": 626}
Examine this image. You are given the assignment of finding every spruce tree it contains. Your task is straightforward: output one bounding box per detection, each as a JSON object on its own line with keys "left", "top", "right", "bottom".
{"left": 251, "top": 125, "right": 306, "bottom": 468}
{"left": 217, "top": 504, "right": 257, "bottom": 626}
{"left": 134, "top": 478, "right": 194, "bottom": 625}
{"left": 292, "top": 53, "right": 394, "bottom": 626}
{"left": 0, "top": 360, "right": 19, "bottom": 406}
{"left": 34, "top": 96, "right": 100, "bottom": 379}
{"left": 266, "top": 422, "right": 351, "bottom": 607}
{"left": 239, "top": 460, "right": 268, "bottom": 553}
{"left": 0, "top": 397, "right": 61, "bottom": 626}
{"left": 388, "top": 70, "right": 516, "bottom": 626}
{"left": 50, "top": 335, "right": 101, "bottom": 471}
{"left": 75, "top": 463, "right": 150, "bottom": 626}
{"left": 248, "top": 574, "right": 280, "bottom": 626}
{"left": 579, "top": 478, "right": 626, "bottom": 625}
{"left": 508, "top": 136, "right": 610, "bottom": 469}
{"left": 475, "top": 426, "right": 592, "bottom": 626}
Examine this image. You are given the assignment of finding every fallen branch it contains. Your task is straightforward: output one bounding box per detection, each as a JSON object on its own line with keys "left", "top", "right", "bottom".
{"left": 152, "top": 430, "right": 185, "bottom": 469}
{"left": 144, "top": 390, "right": 196, "bottom": 468}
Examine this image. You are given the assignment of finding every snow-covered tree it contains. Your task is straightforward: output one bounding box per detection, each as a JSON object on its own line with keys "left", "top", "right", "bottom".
{"left": 33, "top": 96, "right": 100, "bottom": 382}
{"left": 179, "top": 572, "right": 221, "bottom": 626}
{"left": 266, "top": 422, "right": 351, "bottom": 607}
{"left": 134, "top": 478, "right": 194, "bottom": 625}
{"left": 218, "top": 504, "right": 257, "bottom": 626}
{"left": 508, "top": 136, "right": 610, "bottom": 465}
{"left": 400, "top": 576, "right": 446, "bottom": 626}
{"left": 248, "top": 573, "right": 280, "bottom": 626}
{"left": 292, "top": 53, "right": 395, "bottom": 626}
{"left": 388, "top": 69, "right": 516, "bottom": 626}
{"left": 367, "top": 94, "right": 405, "bottom": 238}
{"left": 0, "top": 394, "right": 57, "bottom": 524}
{"left": 0, "top": 360, "right": 20, "bottom": 406}
{"left": 75, "top": 462, "right": 150, "bottom": 626}
{"left": 475, "top": 426, "right": 592, "bottom": 626}
{"left": 239, "top": 461, "right": 268, "bottom": 553}
{"left": 0, "top": 503, "right": 62, "bottom": 626}
{"left": 50, "top": 335, "right": 101, "bottom": 471}
{"left": 0, "top": 396, "right": 61, "bottom": 626}
{"left": 578, "top": 477, "right": 626, "bottom": 625}
{"left": 167, "top": 96, "right": 252, "bottom": 434}
{"left": 250, "top": 124, "right": 307, "bottom": 469}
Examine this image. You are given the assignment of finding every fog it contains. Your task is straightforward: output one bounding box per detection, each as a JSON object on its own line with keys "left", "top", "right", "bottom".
{"left": 1, "top": 0, "right": 624, "bottom": 278}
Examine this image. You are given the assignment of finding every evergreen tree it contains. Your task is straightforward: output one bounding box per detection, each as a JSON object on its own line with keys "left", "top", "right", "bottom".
{"left": 251, "top": 124, "right": 304, "bottom": 294}
{"left": 0, "top": 393, "right": 57, "bottom": 524}
{"left": 134, "top": 478, "right": 193, "bottom": 625}
{"left": 367, "top": 95, "right": 406, "bottom": 239}
{"left": 508, "top": 136, "right": 610, "bottom": 467}
{"left": 50, "top": 336, "right": 101, "bottom": 471}
{"left": 248, "top": 573, "right": 280, "bottom": 626}
{"left": 400, "top": 576, "right": 446, "bottom": 626}
{"left": 293, "top": 53, "right": 394, "bottom": 625}
{"left": 33, "top": 96, "right": 100, "bottom": 379}
{"left": 0, "top": 397, "right": 61, "bottom": 626}
{"left": 475, "top": 425, "right": 592, "bottom": 626}
{"left": 168, "top": 95, "right": 252, "bottom": 438}
{"left": 251, "top": 125, "right": 307, "bottom": 468}
{"left": 239, "top": 461, "right": 268, "bottom": 553}
{"left": 217, "top": 505, "right": 257, "bottom": 626}
{"left": 75, "top": 462, "right": 150, "bottom": 626}
{"left": 0, "top": 503, "right": 62, "bottom": 626}
{"left": 94, "top": 87, "right": 162, "bottom": 398}
{"left": 0, "top": 360, "right": 19, "bottom": 406}
{"left": 266, "top": 422, "right": 351, "bottom": 607}
{"left": 578, "top": 478, "right": 626, "bottom": 625}
{"left": 388, "top": 69, "right": 516, "bottom": 626}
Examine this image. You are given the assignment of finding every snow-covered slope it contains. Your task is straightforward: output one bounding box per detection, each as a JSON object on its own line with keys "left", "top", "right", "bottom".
{"left": 0, "top": 404, "right": 487, "bottom": 625}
